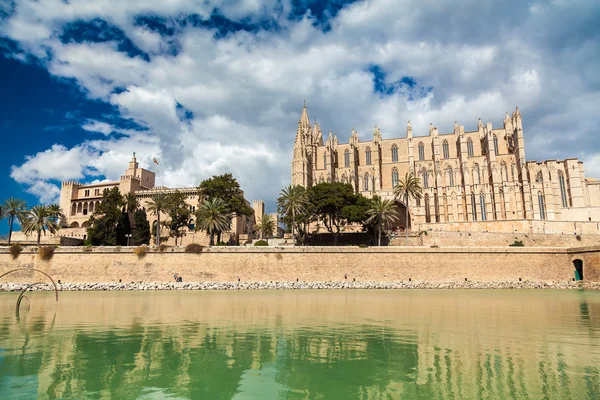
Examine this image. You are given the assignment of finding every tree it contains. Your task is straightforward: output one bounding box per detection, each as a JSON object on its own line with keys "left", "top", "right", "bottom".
{"left": 115, "top": 211, "right": 132, "bottom": 246}
{"left": 254, "top": 214, "right": 276, "bottom": 240}
{"left": 197, "top": 174, "right": 253, "bottom": 217}
{"left": 309, "top": 182, "right": 367, "bottom": 246}
{"left": 86, "top": 187, "right": 125, "bottom": 246}
{"left": 393, "top": 171, "right": 423, "bottom": 246}
{"left": 123, "top": 192, "right": 140, "bottom": 214}
{"left": 366, "top": 196, "right": 400, "bottom": 246}
{"left": 277, "top": 185, "right": 309, "bottom": 245}
{"left": 21, "top": 205, "right": 60, "bottom": 245}
{"left": 147, "top": 193, "right": 171, "bottom": 247}
{"left": 195, "top": 198, "right": 232, "bottom": 246}
{"left": 47, "top": 204, "right": 65, "bottom": 226}
{"left": 164, "top": 191, "right": 192, "bottom": 246}
{"left": 132, "top": 209, "right": 151, "bottom": 245}
{"left": 1, "top": 197, "right": 27, "bottom": 245}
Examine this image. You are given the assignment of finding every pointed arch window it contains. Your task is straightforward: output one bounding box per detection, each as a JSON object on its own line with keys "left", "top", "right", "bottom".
{"left": 366, "top": 147, "right": 372, "bottom": 165}
{"left": 511, "top": 163, "right": 516, "bottom": 181}
{"left": 535, "top": 171, "right": 543, "bottom": 183}
{"left": 344, "top": 149, "right": 350, "bottom": 168}
{"left": 471, "top": 193, "right": 477, "bottom": 221}
{"left": 364, "top": 173, "right": 370, "bottom": 191}
{"left": 501, "top": 162, "right": 508, "bottom": 182}
{"left": 480, "top": 193, "right": 487, "bottom": 221}
{"left": 447, "top": 167, "right": 454, "bottom": 186}
{"left": 424, "top": 194, "right": 431, "bottom": 223}
{"left": 392, "top": 168, "right": 399, "bottom": 187}
{"left": 418, "top": 142, "right": 425, "bottom": 161}
{"left": 467, "top": 138, "right": 474, "bottom": 157}
{"left": 538, "top": 191, "right": 546, "bottom": 220}
{"left": 558, "top": 170, "right": 569, "bottom": 208}
{"left": 493, "top": 134, "right": 499, "bottom": 156}
{"left": 421, "top": 169, "right": 429, "bottom": 189}
{"left": 391, "top": 144, "right": 398, "bottom": 162}
{"left": 473, "top": 164, "right": 481, "bottom": 184}
{"left": 443, "top": 140, "right": 449, "bottom": 159}
{"left": 323, "top": 152, "right": 327, "bottom": 169}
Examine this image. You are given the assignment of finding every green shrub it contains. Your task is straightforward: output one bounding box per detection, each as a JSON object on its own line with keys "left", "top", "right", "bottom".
{"left": 254, "top": 240, "right": 269, "bottom": 246}
{"left": 115, "top": 246, "right": 122, "bottom": 252}
{"left": 83, "top": 246, "right": 93, "bottom": 253}
{"left": 9, "top": 244, "right": 22, "bottom": 260}
{"left": 38, "top": 246, "right": 55, "bottom": 261}
{"left": 358, "top": 244, "right": 368, "bottom": 248}
{"left": 185, "top": 243, "right": 204, "bottom": 253}
{"left": 216, "top": 241, "right": 227, "bottom": 246}
{"left": 134, "top": 246, "right": 148, "bottom": 258}
{"left": 509, "top": 240, "right": 525, "bottom": 247}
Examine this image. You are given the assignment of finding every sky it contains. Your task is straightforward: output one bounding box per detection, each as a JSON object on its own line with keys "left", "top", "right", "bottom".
{"left": 0, "top": 0, "right": 599, "bottom": 233}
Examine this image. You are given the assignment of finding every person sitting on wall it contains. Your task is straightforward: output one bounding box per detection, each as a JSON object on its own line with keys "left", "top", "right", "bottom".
{"left": 173, "top": 273, "right": 183, "bottom": 282}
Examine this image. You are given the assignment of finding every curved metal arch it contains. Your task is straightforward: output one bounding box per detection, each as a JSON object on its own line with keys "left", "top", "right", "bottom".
{"left": 0, "top": 268, "right": 59, "bottom": 303}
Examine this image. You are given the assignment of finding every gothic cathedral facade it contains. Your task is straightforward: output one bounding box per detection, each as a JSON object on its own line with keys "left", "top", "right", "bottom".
{"left": 291, "top": 104, "right": 600, "bottom": 228}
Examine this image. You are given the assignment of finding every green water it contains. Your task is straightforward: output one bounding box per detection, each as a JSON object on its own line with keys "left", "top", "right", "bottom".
{"left": 0, "top": 290, "right": 599, "bottom": 399}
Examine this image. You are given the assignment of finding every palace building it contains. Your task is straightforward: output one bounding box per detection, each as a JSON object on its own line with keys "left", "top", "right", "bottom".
{"left": 53, "top": 155, "right": 271, "bottom": 245}
{"left": 292, "top": 104, "right": 600, "bottom": 231}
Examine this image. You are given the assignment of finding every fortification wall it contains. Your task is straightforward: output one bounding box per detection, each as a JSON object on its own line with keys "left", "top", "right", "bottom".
{"left": 1, "top": 246, "right": 597, "bottom": 284}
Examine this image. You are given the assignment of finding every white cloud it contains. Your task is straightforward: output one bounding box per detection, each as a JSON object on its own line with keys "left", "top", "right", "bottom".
{"left": 3, "top": 0, "right": 600, "bottom": 211}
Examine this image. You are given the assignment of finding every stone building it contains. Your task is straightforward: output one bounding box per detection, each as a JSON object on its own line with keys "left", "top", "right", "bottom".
{"left": 292, "top": 103, "right": 600, "bottom": 231}
{"left": 55, "top": 154, "right": 261, "bottom": 245}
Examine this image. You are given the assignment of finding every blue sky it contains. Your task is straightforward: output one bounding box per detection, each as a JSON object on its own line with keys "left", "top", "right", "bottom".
{"left": 1, "top": 0, "right": 599, "bottom": 234}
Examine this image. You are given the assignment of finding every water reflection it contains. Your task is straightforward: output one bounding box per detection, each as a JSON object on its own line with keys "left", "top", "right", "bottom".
{"left": 0, "top": 290, "right": 599, "bottom": 399}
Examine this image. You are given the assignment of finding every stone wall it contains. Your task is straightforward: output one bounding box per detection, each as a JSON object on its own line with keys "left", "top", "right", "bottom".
{"left": 1, "top": 246, "right": 598, "bottom": 284}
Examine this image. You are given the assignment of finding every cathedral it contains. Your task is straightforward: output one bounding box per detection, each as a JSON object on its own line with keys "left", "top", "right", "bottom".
{"left": 292, "top": 104, "right": 600, "bottom": 230}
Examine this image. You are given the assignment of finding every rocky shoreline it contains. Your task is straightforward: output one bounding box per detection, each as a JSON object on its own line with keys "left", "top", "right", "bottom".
{"left": 1, "top": 281, "right": 599, "bottom": 292}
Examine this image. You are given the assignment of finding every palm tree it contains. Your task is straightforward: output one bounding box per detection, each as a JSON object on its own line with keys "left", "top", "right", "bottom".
{"left": 277, "top": 185, "right": 309, "bottom": 245}
{"left": 147, "top": 193, "right": 172, "bottom": 247}
{"left": 195, "top": 198, "right": 231, "bottom": 246}
{"left": 1, "top": 197, "right": 27, "bottom": 245}
{"left": 123, "top": 192, "right": 140, "bottom": 214}
{"left": 393, "top": 171, "right": 423, "bottom": 246}
{"left": 47, "top": 204, "right": 65, "bottom": 226}
{"left": 254, "top": 214, "right": 276, "bottom": 241}
{"left": 366, "top": 197, "right": 400, "bottom": 246}
{"left": 21, "top": 205, "right": 59, "bottom": 245}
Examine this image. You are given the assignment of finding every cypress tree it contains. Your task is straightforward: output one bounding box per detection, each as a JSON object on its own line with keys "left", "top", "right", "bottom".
{"left": 132, "top": 209, "right": 150, "bottom": 245}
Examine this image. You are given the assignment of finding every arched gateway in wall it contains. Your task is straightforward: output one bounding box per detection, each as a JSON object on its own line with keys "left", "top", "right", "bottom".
{"left": 387, "top": 200, "right": 410, "bottom": 232}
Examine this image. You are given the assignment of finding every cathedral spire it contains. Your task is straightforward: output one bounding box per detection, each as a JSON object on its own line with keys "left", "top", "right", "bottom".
{"left": 300, "top": 101, "right": 310, "bottom": 130}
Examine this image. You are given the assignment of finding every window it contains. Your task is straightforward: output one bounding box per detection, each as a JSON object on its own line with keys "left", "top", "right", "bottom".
{"left": 511, "top": 163, "right": 516, "bottom": 181}
{"left": 344, "top": 150, "right": 350, "bottom": 168}
{"left": 84, "top": 189, "right": 90, "bottom": 197}
{"left": 424, "top": 194, "right": 431, "bottom": 223}
{"left": 501, "top": 162, "right": 508, "bottom": 182}
{"left": 364, "top": 174, "right": 370, "bottom": 191}
{"left": 558, "top": 170, "right": 569, "bottom": 208}
{"left": 535, "top": 171, "right": 543, "bottom": 183}
{"left": 366, "top": 147, "right": 372, "bottom": 165}
{"left": 443, "top": 140, "right": 449, "bottom": 159}
{"left": 391, "top": 145, "right": 398, "bottom": 162}
{"left": 538, "top": 191, "right": 546, "bottom": 220}
{"left": 418, "top": 142, "right": 425, "bottom": 161}
{"left": 447, "top": 167, "right": 454, "bottom": 186}
{"left": 392, "top": 168, "right": 399, "bottom": 187}
{"left": 480, "top": 193, "right": 487, "bottom": 221}
{"left": 421, "top": 170, "right": 429, "bottom": 189}
{"left": 493, "top": 135, "right": 499, "bottom": 156}
{"left": 323, "top": 153, "right": 327, "bottom": 169}
{"left": 471, "top": 193, "right": 477, "bottom": 221}
{"left": 473, "top": 164, "right": 481, "bottom": 184}
{"left": 467, "top": 139, "right": 474, "bottom": 157}
{"left": 94, "top": 189, "right": 99, "bottom": 196}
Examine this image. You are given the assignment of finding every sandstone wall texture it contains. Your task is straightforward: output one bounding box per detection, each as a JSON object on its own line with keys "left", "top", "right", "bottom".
{"left": 1, "top": 246, "right": 597, "bottom": 284}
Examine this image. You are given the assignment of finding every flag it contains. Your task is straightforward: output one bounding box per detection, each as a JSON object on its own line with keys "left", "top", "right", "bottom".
{"left": 153, "top": 157, "right": 159, "bottom": 165}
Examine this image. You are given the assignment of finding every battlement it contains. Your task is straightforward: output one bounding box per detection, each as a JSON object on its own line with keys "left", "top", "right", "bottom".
{"left": 62, "top": 181, "right": 82, "bottom": 187}
{"left": 120, "top": 175, "right": 141, "bottom": 181}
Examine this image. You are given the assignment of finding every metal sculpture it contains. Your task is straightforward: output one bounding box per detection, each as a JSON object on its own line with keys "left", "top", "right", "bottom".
{"left": 0, "top": 268, "right": 59, "bottom": 315}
